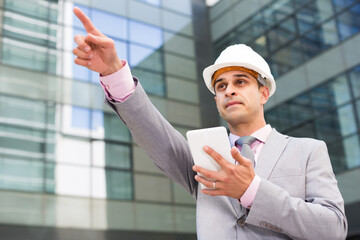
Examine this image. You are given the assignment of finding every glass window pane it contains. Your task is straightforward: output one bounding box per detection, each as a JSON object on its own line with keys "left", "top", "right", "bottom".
{"left": 356, "top": 100, "right": 360, "bottom": 126}
{"left": 0, "top": 95, "right": 46, "bottom": 126}
{"left": 93, "top": 141, "right": 131, "bottom": 169}
{"left": 129, "top": 21, "right": 163, "bottom": 48}
{"left": 2, "top": 38, "right": 49, "bottom": 73}
{"left": 114, "top": 39, "right": 128, "bottom": 61}
{"left": 56, "top": 136, "right": 91, "bottom": 166}
{"left": 266, "top": 95, "right": 313, "bottom": 133}
{"left": 316, "top": 104, "right": 356, "bottom": 141}
{"left": 320, "top": 20, "right": 339, "bottom": 48}
{"left": 268, "top": 17, "right": 297, "bottom": 51}
{"left": 91, "top": 110, "right": 104, "bottom": 137}
{"left": 327, "top": 140, "right": 347, "bottom": 173}
{"left": 286, "top": 94, "right": 313, "bottom": 126}
{"left": 264, "top": 109, "right": 279, "bottom": 129}
{"left": 132, "top": 68, "right": 165, "bottom": 96}
{"left": 0, "top": 157, "right": 44, "bottom": 192}
{"left": 343, "top": 135, "right": 360, "bottom": 169}
{"left": 297, "top": 0, "right": 333, "bottom": 34}
{"left": 129, "top": 44, "right": 162, "bottom": 72}
{"left": 237, "top": 15, "right": 267, "bottom": 43}
{"left": 330, "top": 75, "right": 351, "bottom": 105}
{"left": 62, "top": 105, "right": 91, "bottom": 136}
{"left": 72, "top": 106, "right": 91, "bottom": 130}
{"left": 5, "top": 0, "right": 58, "bottom": 22}
{"left": 311, "top": 75, "right": 351, "bottom": 113}
{"left": 106, "top": 170, "right": 132, "bottom": 200}
{"left": 271, "top": 40, "right": 304, "bottom": 76}
{"left": 48, "top": 49, "right": 59, "bottom": 75}
{"left": 248, "top": 35, "right": 268, "bottom": 58}
{"left": 91, "top": 167, "right": 106, "bottom": 198}
{"left": 103, "top": 113, "right": 131, "bottom": 142}
{"left": 337, "top": 104, "right": 357, "bottom": 136}
{"left": 70, "top": 81, "right": 92, "bottom": 108}
{"left": 349, "top": 66, "right": 360, "bottom": 98}
{"left": 214, "top": 32, "right": 237, "bottom": 57}
{"left": 166, "top": 76, "right": 199, "bottom": 103}
{"left": 92, "top": 9, "right": 127, "bottom": 40}
{"left": 45, "top": 131, "right": 56, "bottom": 162}
{"left": 45, "top": 163, "right": 55, "bottom": 193}
{"left": 301, "top": 29, "right": 323, "bottom": 59}
{"left": 337, "top": 3, "right": 360, "bottom": 40}
{"left": 297, "top": 6, "right": 316, "bottom": 34}
{"left": 287, "top": 122, "right": 316, "bottom": 138}
{"left": 315, "top": 113, "right": 342, "bottom": 142}
{"left": 332, "top": 0, "right": 357, "bottom": 12}
{"left": 0, "top": 126, "right": 44, "bottom": 158}
{"left": 134, "top": 174, "right": 171, "bottom": 202}
{"left": 300, "top": 20, "right": 339, "bottom": 59}
{"left": 105, "top": 143, "right": 131, "bottom": 169}
{"left": 274, "top": 105, "right": 293, "bottom": 132}
{"left": 262, "top": 0, "right": 294, "bottom": 26}
{"left": 3, "top": 11, "right": 57, "bottom": 48}
{"left": 162, "top": 10, "right": 193, "bottom": 36}
{"left": 164, "top": 53, "right": 197, "bottom": 80}
{"left": 55, "top": 164, "right": 91, "bottom": 197}
{"left": 164, "top": 32, "right": 195, "bottom": 58}
{"left": 162, "top": 0, "right": 192, "bottom": 15}
{"left": 139, "top": 0, "right": 160, "bottom": 6}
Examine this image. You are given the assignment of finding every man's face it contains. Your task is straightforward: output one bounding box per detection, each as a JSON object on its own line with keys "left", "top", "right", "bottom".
{"left": 213, "top": 70, "right": 269, "bottom": 126}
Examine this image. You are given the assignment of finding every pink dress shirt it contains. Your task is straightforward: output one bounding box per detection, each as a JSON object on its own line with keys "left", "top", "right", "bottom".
{"left": 99, "top": 62, "right": 272, "bottom": 208}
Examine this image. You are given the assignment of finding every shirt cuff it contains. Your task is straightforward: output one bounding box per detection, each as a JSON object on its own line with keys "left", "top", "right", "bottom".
{"left": 239, "top": 175, "right": 261, "bottom": 208}
{"left": 100, "top": 60, "right": 136, "bottom": 102}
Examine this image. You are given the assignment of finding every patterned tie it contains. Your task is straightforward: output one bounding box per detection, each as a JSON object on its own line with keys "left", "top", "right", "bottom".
{"left": 235, "top": 136, "right": 257, "bottom": 168}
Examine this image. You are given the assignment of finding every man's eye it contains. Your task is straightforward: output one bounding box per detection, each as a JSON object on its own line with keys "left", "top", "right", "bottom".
{"left": 237, "top": 80, "right": 246, "bottom": 84}
{"left": 217, "top": 84, "right": 225, "bottom": 89}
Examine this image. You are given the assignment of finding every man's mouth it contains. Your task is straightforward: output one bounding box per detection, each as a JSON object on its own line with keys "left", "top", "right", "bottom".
{"left": 225, "top": 101, "right": 243, "bottom": 108}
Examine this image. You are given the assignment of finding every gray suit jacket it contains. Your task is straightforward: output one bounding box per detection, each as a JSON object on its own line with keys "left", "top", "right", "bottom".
{"left": 107, "top": 82, "right": 347, "bottom": 240}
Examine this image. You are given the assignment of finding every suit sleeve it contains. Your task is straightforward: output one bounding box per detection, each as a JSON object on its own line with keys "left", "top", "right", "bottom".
{"left": 246, "top": 140, "right": 348, "bottom": 240}
{"left": 105, "top": 81, "right": 198, "bottom": 197}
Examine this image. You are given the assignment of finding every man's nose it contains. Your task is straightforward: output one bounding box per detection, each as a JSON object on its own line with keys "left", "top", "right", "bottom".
{"left": 225, "top": 85, "right": 236, "bottom": 97}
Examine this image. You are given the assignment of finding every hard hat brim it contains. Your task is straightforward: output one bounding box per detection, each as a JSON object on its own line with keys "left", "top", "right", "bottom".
{"left": 203, "top": 62, "right": 276, "bottom": 96}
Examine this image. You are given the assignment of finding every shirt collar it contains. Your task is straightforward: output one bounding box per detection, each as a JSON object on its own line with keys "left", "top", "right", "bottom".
{"left": 229, "top": 124, "right": 272, "bottom": 147}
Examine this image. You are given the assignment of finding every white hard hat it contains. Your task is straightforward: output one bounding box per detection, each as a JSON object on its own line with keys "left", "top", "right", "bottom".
{"left": 203, "top": 44, "right": 276, "bottom": 96}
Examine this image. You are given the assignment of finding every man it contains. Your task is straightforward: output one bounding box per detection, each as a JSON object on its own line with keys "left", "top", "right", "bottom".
{"left": 72, "top": 7, "right": 347, "bottom": 239}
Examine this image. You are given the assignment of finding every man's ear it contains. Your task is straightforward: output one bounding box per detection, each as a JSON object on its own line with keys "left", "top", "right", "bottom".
{"left": 259, "top": 86, "right": 270, "bottom": 105}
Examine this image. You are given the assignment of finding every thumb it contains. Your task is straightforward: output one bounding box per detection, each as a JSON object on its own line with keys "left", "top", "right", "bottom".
{"left": 231, "top": 146, "right": 251, "bottom": 166}
{"left": 86, "top": 33, "right": 114, "bottom": 48}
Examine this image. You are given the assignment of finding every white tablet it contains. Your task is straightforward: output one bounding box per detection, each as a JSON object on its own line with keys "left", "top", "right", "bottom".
{"left": 186, "top": 126, "right": 233, "bottom": 189}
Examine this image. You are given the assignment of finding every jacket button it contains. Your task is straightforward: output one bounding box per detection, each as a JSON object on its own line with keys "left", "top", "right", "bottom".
{"left": 237, "top": 215, "right": 246, "bottom": 227}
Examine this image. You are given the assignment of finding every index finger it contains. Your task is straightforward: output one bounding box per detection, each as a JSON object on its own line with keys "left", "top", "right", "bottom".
{"left": 203, "top": 146, "right": 229, "bottom": 167}
{"left": 73, "top": 7, "right": 100, "bottom": 35}
{"left": 231, "top": 146, "right": 252, "bottom": 167}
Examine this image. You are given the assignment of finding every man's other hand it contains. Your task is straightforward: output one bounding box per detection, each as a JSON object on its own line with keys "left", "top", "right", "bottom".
{"left": 72, "top": 7, "right": 123, "bottom": 76}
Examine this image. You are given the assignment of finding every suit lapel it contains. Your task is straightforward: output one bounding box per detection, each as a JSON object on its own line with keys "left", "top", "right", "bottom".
{"left": 255, "top": 129, "right": 290, "bottom": 180}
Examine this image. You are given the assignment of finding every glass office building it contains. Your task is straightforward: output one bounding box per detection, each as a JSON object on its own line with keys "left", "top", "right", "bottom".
{"left": 0, "top": 0, "right": 359, "bottom": 239}
{"left": 0, "top": 0, "right": 203, "bottom": 239}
